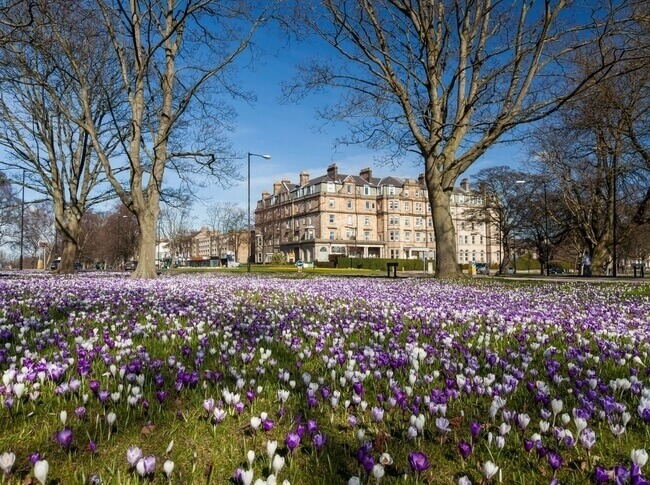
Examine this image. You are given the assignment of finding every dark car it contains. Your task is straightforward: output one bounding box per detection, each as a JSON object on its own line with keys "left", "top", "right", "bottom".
{"left": 475, "top": 263, "right": 489, "bottom": 275}
{"left": 548, "top": 266, "right": 565, "bottom": 275}
{"left": 124, "top": 260, "right": 138, "bottom": 271}
{"left": 50, "top": 258, "right": 61, "bottom": 270}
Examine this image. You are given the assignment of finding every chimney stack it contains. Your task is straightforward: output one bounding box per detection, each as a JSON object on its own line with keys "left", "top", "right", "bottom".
{"left": 359, "top": 167, "right": 372, "bottom": 182}
{"left": 273, "top": 181, "right": 282, "bottom": 195}
{"left": 460, "top": 178, "right": 470, "bottom": 191}
{"left": 299, "top": 171, "right": 309, "bottom": 186}
{"left": 327, "top": 163, "right": 338, "bottom": 179}
{"left": 418, "top": 173, "right": 425, "bottom": 186}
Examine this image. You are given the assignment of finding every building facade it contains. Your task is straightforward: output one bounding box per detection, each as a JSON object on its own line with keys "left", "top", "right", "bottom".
{"left": 254, "top": 164, "right": 500, "bottom": 265}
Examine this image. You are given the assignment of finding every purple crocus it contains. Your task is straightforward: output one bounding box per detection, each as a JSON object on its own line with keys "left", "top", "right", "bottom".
{"left": 286, "top": 431, "right": 301, "bottom": 452}
{"left": 594, "top": 465, "right": 611, "bottom": 484}
{"left": 29, "top": 452, "right": 42, "bottom": 465}
{"left": 458, "top": 441, "right": 472, "bottom": 459}
{"left": 547, "top": 451, "right": 563, "bottom": 471}
{"left": 136, "top": 455, "right": 156, "bottom": 477}
{"left": 312, "top": 433, "right": 326, "bottom": 450}
{"left": 408, "top": 451, "right": 430, "bottom": 474}
{"left": 55, "top": 428, "right": 73, "bottom": 449}
{"left": 470, "top": 421, "right": 482, "bottom": 441}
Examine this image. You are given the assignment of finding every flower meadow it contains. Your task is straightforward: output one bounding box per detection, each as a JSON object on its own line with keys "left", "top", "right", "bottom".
{"left": 0, "top": 274, "right": 648, "bottom": 485}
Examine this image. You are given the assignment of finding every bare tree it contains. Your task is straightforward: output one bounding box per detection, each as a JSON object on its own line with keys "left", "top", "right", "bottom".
{"left": 38, "top": 0, "right": 276, "bottom": 278}
{"left": 160, "top": 199, "right": 195, "bottom": 266}
{"left": 530, "top": 54, "right": 649, "bottom": 274}
{"left": 466, "top": 167, "right": 533, "bottom": 275}
{"left": 0, "top": 0, "right": 120, "bottom": 273}
{"left": 285, "top": 0, "right": 640, "bottom": 277}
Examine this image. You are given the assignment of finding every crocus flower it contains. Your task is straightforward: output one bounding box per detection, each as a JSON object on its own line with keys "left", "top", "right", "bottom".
{"left": 632, "top": 449, "right": 649, "bottom": 468}
{"left": 55, "top": 428, "right": 73, "bottom": 449}
{"left": 372, "top": 463, "right": 385, "bottom": 481}
{"left": 29, "top": 452, "right": 41, "bottom": 465}
{"left": 312, "top": 433, "right": 326, "bottom": 450}
{"left": 408, "top": 451, "right": 430, "bottom": 474}
{"left": 0, "top": 452, "right": 15, "bottom": 474}
{"left": 580, "top": 428, "right": 596, "bottom": 451}
{"left": 285, "top": 432, "right": 301, "bottom": 452}
{"left": 458, "top": 441, "right": 472, "bottom": 459}
{"left": 272, "top": 454, "right": 285, "bottom": 475}
{"left": 136, "top": 455, "right": 155, "bottom": 477}
{"left": 547, "top": 451, "right": 563, "bottom": 471}
{"left": 267, "top": 440, "right": 278, "bottom": 461}
{"left": 594, "top": 465, "right": 611, "bottom": 484}
{"left": 126, "top": 446, "right": 142, "bottom": 467}
{"left": 482, "top": 461, "right": 499, "bottom": 480}
{"left": 34, "top": 460, "right": 49, "bottom": 485}
{"left": 470, "top": 421, "right": 482, "bottom": 441}
{"left": 164, "top": 460, "right": 174, "bottom": 479}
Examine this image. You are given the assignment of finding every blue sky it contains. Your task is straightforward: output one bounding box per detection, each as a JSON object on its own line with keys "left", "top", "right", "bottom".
{"left": 190, "top": 29, "right": 526, "bottom": 226}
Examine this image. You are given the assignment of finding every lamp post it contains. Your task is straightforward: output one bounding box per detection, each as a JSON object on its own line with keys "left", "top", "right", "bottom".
{"left": 248, "top": 152, "right": 271, "bottom": 272}
{"left": 19, "top": 170, "right": 25, "bottom": 270}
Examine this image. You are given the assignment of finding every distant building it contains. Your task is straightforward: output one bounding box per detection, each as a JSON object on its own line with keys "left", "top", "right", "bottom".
{"left": 254, "top": 163, "right": 500, "bottom": 265}
{"left": 187, "top": 227, "right": 249, "bottom": 266}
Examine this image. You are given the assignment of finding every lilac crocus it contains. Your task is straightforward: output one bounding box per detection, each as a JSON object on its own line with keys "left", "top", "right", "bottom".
{"left": 55, "top": 428, "right": 73, "bottom": 449}
{"left": 286, "top": 431, "right": 301, "bottom": 452}
{"left": 126, "top": 446, "right": 142, "bottom": 467}
{"left": 458, "top": 441, "right": 472, "bottom": 459}
{"left": 547, "top": 451, "right": 563, "bottom": 471}
{"left": 594, "top": 465, "right": 611, "bottom": 484}
{"left": 136, "top": 455, "right": 155, "bottom": 477}
{"left": 470, "top": 421, "right": 482, "bottom": 441}
{"left": 312, "top": 433, "right": 326, "bottom": 451}
{"left": 408, "top": 451, "right": 430, "bottom": 474}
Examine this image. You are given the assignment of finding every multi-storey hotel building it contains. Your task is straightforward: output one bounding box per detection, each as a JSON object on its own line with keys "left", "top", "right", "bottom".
{"left": 254, "top": 164, "right": 500, "bottom": 265}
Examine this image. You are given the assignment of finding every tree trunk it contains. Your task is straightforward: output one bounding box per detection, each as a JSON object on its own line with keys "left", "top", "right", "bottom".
{"left": 55, "top": 214, "right": 80, "bottom": 274}
{"left": 428, "top": 181, "right": 462, "bottom": 278}
{"left": 132, "top": 205, "right": 158, "bottom": 278}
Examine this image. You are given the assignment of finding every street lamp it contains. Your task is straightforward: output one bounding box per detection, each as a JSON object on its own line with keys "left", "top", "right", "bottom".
{"left": 248, "top": 152, "right": 271, "bottom": 272}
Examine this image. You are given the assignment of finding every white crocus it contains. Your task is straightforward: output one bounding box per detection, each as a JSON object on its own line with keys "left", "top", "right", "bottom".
{"left": 163, "top": 460, "right": 174, "bottom": 478}
{"left": 631, "top": 449, "right": 648, "bottom": 468}
{"left": 482, "top": 461, "right": 499, "bottom": 480}
{"left": 266, "top": 440, "right": 278, "bottom": 462}
{"left": 0, "top": 452, "right": 16, "bottom": 474}
{"left": 272, "top": 454, "right": 285, "bottom": 475}
{"left": 34, "top": 460, "right": 49, "bottom": 485}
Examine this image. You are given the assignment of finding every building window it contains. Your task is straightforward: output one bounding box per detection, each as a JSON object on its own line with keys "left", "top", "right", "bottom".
{"left": 364, "top": 231, "right": 370, "bottom": 241}
{"left": 329, "top": 214, "right": 335, "bottom": 223}
{"left": 389, "top": 216, "right": 399, "bottom": 225}
{"left": 415, "top": 232, "right": 421, "bottom": 242}
{"left": 389, "top": 231, "right": 400, "bottom": 241}
{"left": 389, "top": 200, "right": 399, "bottom": 210}
{"left": 347, "top": 184, "right": 353, "bottom": 193}
{"left": 404, "top": 217, "right": 410, "bottom": 227}
{"left": 327, "top": 182, "right": 335, "bottom": 192}
{"left": 471, "top": 235, "right": 475, "bottom": 244}
{"left": 415, "top": 202, "right": 422, "bottom": 212}
{"left": 405, "top": 231, "right": 411, "bottom": 242}
{"left": 427, "top": 217, "right": 432, "bottom": 227}
{"left": 388, "top": 185, "right": 395, "bottom": 195}
{"left": 404, "top": 201, "right": 410, "bottom": 211}
{"left": 347, "top": 200, "right": 352, "bottom": 209}
{"left": 464, "top": 235, "right": 468, "bottom": 244}
{"left": 461, "top": 222, "right": 465, "bottom": 230}
{"left": 329, "top": 231, "right": 335, "bottom": 240}
{"left": 364, "top": 216, "right": 370, "bottom": 225}
{"left": 415, "top": 217, "right": 423, "bottom": 227}
{"left": 365, "top": 201, "right": 371, "bottom": 210}
{"left": 329, "top": 198, "right": 335, "bottom": 208}
{"left": 415, "top": 190, "right": 420, "bottom": 198}
{"left": 390, "top": 249, "right": 400, "bottom": 259}
{"left": 364, "top": 185, "right": 370, "bottom": 195}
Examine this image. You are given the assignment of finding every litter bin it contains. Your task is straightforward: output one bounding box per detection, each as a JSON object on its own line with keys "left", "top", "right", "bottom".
{"left": 387, "top": 262, "right": 398, "bottom": 278}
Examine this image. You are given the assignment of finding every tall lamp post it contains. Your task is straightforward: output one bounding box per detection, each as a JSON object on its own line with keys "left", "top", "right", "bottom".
{"left": 19, "top": 170, "right": 25, "bottom": 270}
{"left": 248, "top": 152, "right": 271, "bottom": 272}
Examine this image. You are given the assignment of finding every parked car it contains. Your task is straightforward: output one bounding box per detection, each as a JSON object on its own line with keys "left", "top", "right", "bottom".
{"left": 548, "top": 266, "right": 565, "bottom": 275}
{"left": 124, "top": 260, "right": 138, "bottom": 271}
{"left": 475, "top": 263, "right": 489, "bottom": 275}
{"left": 50, "top": 258, "right": 83, "bottom": 270}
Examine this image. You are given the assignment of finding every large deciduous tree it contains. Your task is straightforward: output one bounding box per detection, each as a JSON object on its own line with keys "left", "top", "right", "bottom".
{"left": 286, "top": 0, "right": 639, "bottom": 277}
{"left": 45, "top": 0, "right": 275, "bottom": 278}
{"left": 0, "top": 1, "right": 120, "bottom": 273}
